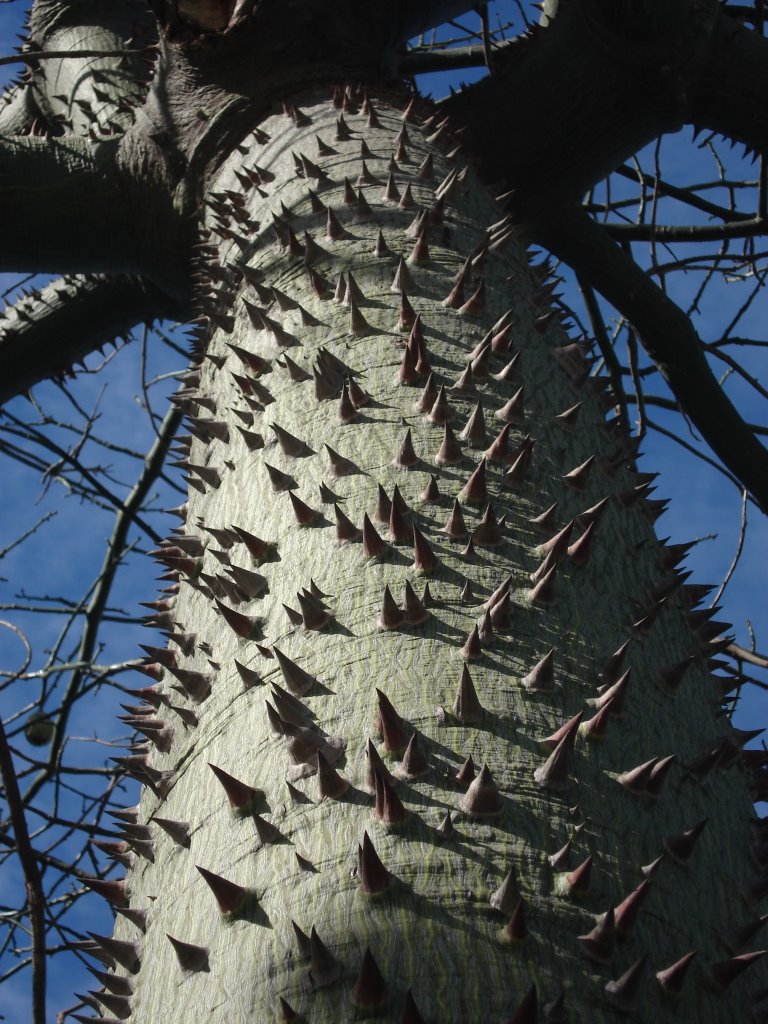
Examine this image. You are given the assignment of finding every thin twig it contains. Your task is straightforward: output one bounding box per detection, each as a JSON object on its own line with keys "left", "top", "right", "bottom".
{"left": 576, "top": 274, "right": 629, "bottom": 434}
{"left": 625, "top": 327, "right": 646, "bottom": 440}
{"left": 480, "top": 4, "right": 494, "bottom": 72}
{"left": 0, "top": 622, "right": 45, "bottom": 1024}
{"left": 0, "top": 47, "right": 154, "bottom": 68}
{"left": 711, "top": 489, "right": 749, "bottom": 607}
{"left": 0, "top": 512, "right": 56, "bottom": 562}
{"left": 728, "top": 642, "right": 768, "bottom": 668}
{"left": 22, "top": 404, "right": 181, "bottom": 808}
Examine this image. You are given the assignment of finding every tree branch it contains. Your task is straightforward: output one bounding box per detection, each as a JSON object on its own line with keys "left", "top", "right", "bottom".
{"left": 21, "top": 402, "right": 182, "bottom": 809}
{"left": 26, "top": 0, "right": 157, "bottom": 117}
{"left": 0, "top": 274, "right": 183, "bottom": 404}
{"left": 444, "top": 0, "right": 722, "bottom": 203}
{"left": 728, "top": 642, "right": 768, "bottom": 669}
{"left": 0, "top": 83, "right": 37, "bottom": 136}
{"left": 692, "top": 9, "right": 768, "bottom": 159}
{"left": 0, "top": 136, "right": 126, "bottom": 272}
{"left": 393, "top": 1, "right": 481, "bottom": 43}
{"left": 529, "top": 204, "right": 768, "bottom": 513}
{"left": 0, "top": 47, "right": 151, "bottom": 68}
{"left": 0, "top": 135, "right": 187, "bottom": 289}
{"left": 604, "top": 218, "right": 768, "bottom": 243}
{"left": 0, "top": 623, "right": 46, "bottom": 1024}
{"left": 625, "top": 392, "right": 768, "bottom": 437}
{"left": 401, "top": 42, "right": 494, "bottom": 75}
{"left": 613, "top": 163, "right": 755, "bottom": 224}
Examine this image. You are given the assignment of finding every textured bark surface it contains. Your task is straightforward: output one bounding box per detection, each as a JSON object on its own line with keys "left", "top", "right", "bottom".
{"left": 102, "top": 92, "right": 763, "bottom": 1022}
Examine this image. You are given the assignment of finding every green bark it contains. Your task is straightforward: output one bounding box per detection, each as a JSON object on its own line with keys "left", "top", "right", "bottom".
{"left": 98, "top": 92, "right": 764, "bottom": 1023}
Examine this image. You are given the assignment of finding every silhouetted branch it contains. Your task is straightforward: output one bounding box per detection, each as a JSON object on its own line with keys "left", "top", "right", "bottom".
{"left": 531, "top": 205, "right": 768, "bottom": 512}
{"left": 0, "top": 47, "right": 152, "bottom": 67}
{"left": 0, "top": 621, "right": 45, "bottom": 1024}
{"left": 0, "top": 274, "right": 183, "bottom": 404}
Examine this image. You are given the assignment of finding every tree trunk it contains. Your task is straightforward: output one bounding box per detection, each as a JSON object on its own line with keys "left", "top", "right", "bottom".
{"left": 96, "top": 89, "right": 762, "bottom": 1023}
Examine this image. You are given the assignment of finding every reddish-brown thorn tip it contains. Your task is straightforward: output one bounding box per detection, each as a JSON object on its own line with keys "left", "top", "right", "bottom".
{"left": 363, "top": 514, "right": 390, "bottom": 560}
{"left": 656, "top": 951, "right": 697, "bottom": 996}
{"left": 460, "top": 763, "right": 502, "bottom": 816}
{"left": 358, "top": 831, "right": 393, "bottom": 895}
{"left": 195, "top": 865, "right": 250, "bottom": 917}
{"left": 399, "top": 731, "right": 430, "bottom": 778}
{"left": 402, "top": 579, "right": 429, "bottom": 624}
{"left": 351, "top": 947, "right": 389, "bottom": 1010}
{"left": 272, "top": 645, "right": 315, "bottom": 696}
{"left": 604, "top": 955, "right": 647, "bottom": 1013}
{"left": 522, "top": 649, "right": 556, "bottom": 692}
{"left": 490, "top": 864, "right": 521, "bottom": 915}
{"left": 316, "top": 749, "right": 350, "bottom": 801}
{"left": 534, "top": 727, "right": 575, "bottom": 789}
{"left": 461, "top": 623, "right": 482, "bottom": 660}
{"left": 411, "top": 523, "right": 438, "bottom": 572}
{"left": 208, "top": 763, "right": 262, "bottom": 815}
{"left": 459, "top": 458, "right": 488, "bottom": 505}
{"left": 452, "top": 663, "right": 484, "bottom": 723}
{"left": 309, "top": 926, "right": 343, "bottom": 988}
{"left": 501, "top": 984, "right": 537, "bottom": 1024}
{"left": 378, "top": 584, "right": 403, "bottom": 631}
{"left": 663, "top": 818, "right": 708, "bottom": 864}
{"left": 376, "top": 688, "right": 410, "bottom": 754}
{"left": 578, "top": 906, "right": 615, "bottom": 963}
{"left": 374, "top": 765, "right": 409, "bottom": 826}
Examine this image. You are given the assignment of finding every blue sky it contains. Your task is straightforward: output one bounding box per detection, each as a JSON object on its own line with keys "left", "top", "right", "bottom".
{"left": 0, "top": 2, "right": 766, "bottom": 1020}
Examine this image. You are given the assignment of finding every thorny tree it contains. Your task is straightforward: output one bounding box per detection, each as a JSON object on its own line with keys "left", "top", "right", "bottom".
{"left": 1, "top": 0, "right": 768, "bottom": 1021}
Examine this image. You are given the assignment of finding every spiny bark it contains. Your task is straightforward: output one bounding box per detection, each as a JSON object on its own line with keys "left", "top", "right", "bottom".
{"left": 0, "top": 275, "right": 182, "bottom": 403}
{"left": 90, "top": 91, "right": 766, "bottom": 1023}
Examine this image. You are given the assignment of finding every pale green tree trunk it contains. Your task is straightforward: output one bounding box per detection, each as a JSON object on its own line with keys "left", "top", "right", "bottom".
{"left": 94, "top": 91, "right": 763, "bottom": 1023}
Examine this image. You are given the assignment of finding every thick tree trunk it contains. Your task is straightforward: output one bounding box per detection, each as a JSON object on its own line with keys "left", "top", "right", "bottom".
{"left": 96, "top": 90, "right": 763, "bottom": 1023}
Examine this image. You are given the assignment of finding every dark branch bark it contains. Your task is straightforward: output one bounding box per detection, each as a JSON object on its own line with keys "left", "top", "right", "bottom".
{"left": 0, "top": 48, "right": 151, "bottom": 68}
{"left": 0, "top": 274, "right": 184, "bottom": 404}
{"left": 604, "top": 218, "right": 768, "bottom": 243}
{"left": 626, "top": 393, "right": 768, "bottom": 438}
{"left": 0, "top": 625, "right": 45, "bottom": 1024}
{"left": 530, "top": 205, "right": 768, "bottom": 513}
{"left": 0, "top": 137, "right": 124, "bottom": 271}
{"left": 444, "top": 0, "right": 722, "bottom": 203}
{"left": 391, "top": 1, "right": 480, "bottom": 43}
{"left": 0, "top": 136, "right": 187, "bottom": 289}
{"left": 692, "top": 10, "right": 768, "bottom": 158}
{"left": 613, "top": 164, "right": 755, "bottom": 224}
{"left": 401, "top": 43, "right": 493, "bottom": 75}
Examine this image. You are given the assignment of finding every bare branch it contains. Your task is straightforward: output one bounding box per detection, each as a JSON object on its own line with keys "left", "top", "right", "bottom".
{"left": 576, "top": 274, "right": 629, "bottom": 433}
{"left": 624, "top": 392, "right": 768, "bottom": 438}
{"left": 445, "top": 0, "right": 722, "bottom": 204}
{"left": 21, "top": 402, "right": 181, "bottom": 808}
{"left": 0, "top": 622, "right": 45, "bottom": 1024}
{"left": 711, "top": 489, "right": 748, "bottom": 606}
{"left": 692, "top": 10, "right": 768, "bottom": 161}
{"left": 0, "top": 512, "right": 56, "bottom": 562}
{"left": 393, "top": 1, "right": 481, "bottom": 42}
{"left": 728, "top": 642, "right": 768, "bottom": 669}
{"left": 605, "top": 217, "right": 768, "bottom": 243}
{"left": 529, "top": 204, "right": 768, "bottom": 512}
{"left": 613, "top": 163, "right": 756, "bottom": 224}
{"left": 0, "top": 47, "right": 152, "bottom": 67}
